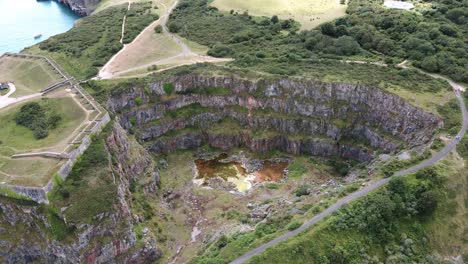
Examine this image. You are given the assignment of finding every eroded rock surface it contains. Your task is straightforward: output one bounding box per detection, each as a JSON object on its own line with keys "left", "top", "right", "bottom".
{"left": 108, "top": 75, "right": 442, "bottom": 161}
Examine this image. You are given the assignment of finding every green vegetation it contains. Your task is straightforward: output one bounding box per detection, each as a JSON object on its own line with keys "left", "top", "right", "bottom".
{"left": 36, "top": 5, "right": 127, "bottom": 79}
{"left": 45, "top": 206, "right": 74, "bottom": 241}
{"left": 48, "top": 125, "right": 118, "bottom": 224}
{"left": 247, "top": 165, "right": 458, "bottom": 263}
{"left": 163, "top": 82, "right": 174, "bottom": 94}
{"left": 32, "top": 3, "right": 156, "bottom": 79}
{"left": 380, "top": 151, "right": 431, "bottom": 177}
{"left": 286, "top": 220, "right": 302, "bottom": 231}
{"left": 166, "top": 103, "right": 210, "bottom": 119}
{"left": 342, "top": 0, "right": 468, "bottom": 83}
{"left": 0, "top": 56, "right": 64, "bottom": 96}
{"left": 123, "top": 2, "right": 159, "bottom": 44}
{"left": 294, "top": 185, "right": 311, "bottom": 197}
{"left": 178, "top": 86, "right": 231, "bottom": 96}
{"left": 193, "top": 215, "right": 293, "bottom": 263}
{"left": 457, "top": 134, "right": 468, "bottom": 159}
{"left": 210, "top": 0, "right": 347, "bottom": 30}
{"left": 0, "top": 186, "right": 33, "bottom": 201}
{"left": 15, "top": 102, "right": 62, "bottom": 139}
{"left": 287, "top": 158, "right": 308, "bottom": 178}
{"left": 437, "top": 98, "right": 462, "bottom": 135}
{"left": 150, "top": 63, "right": 450, "bottom": 110}
{"left": 154, "top": 25, "right": 163, "bottom": 33}
{"left": 169, "top": 0, "right": 467, "bottom": 83}
{"left": 0, "top": 97, "right": 86, "bottom": 153}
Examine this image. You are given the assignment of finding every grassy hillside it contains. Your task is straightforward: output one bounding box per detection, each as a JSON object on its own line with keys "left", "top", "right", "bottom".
{"left": 0, "top": 56, "right": 64, "bottom": 96}
{"left": 210, "top": 0, "right": 347, "bottom": 30}
{"left": 169, "top": 0, "right": 467, "bottom": 83}
{"left": 26, "top": 2, "right": 158, "bottom": 80}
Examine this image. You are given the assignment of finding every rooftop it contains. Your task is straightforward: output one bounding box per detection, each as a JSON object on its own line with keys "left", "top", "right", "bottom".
{"left": 0, "top": 83, "right": 9, "bottom": 90}
{"left": 384, "top": 0, "right": 415, "bottom": 10}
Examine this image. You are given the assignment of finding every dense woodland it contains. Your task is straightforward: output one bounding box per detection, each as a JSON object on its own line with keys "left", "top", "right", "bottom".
{"left": 169, "top": 0, "right": 467, "bottom": 82}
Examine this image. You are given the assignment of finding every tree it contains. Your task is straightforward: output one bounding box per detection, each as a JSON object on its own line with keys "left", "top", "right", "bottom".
{"left": 421, "top": 56, "right": 439, "bottom": 72}
{"left": 335, "top": 36, "right": 360, "bottom": 55}
{"left": 154, "top": 25, "right": 162, "bottom": 33}
{"left": 207, "top": 44, "right": 233, "bottom": 57}
{"left": 376, "top": 38, "right": 395, "bottom": 55}
{"left": 271, "top": 15, "right": 279, "bottom": 24}
{"left": 168, "top": 22, "right": 181, "bottom": 33}
{"left": 445, "top": 8, "right": 467, "bottom": 24}
{"left": 320, "top": 22, "right": 336, "bottom": 37}
{"left": 439, "top": 24, "right": 458, "bottom": 37}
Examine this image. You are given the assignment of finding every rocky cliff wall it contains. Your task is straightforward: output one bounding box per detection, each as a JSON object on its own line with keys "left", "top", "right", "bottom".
{"left": 57, "top": 0, "right": 100, "bottom": 16}
{"left": 107, "top": 75, "right": 442, "bottom": 161}
{"left": 0, "top": 122, "right": 161, "bottom": 263}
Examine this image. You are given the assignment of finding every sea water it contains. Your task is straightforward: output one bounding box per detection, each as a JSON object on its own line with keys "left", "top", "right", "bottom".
{"left": 0, "top": 0, "right": 79, "bottom": 54}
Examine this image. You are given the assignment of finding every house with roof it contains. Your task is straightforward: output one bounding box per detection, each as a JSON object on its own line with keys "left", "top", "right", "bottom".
{"left": 0, "top": 83, "right": 9, "bottom": 90}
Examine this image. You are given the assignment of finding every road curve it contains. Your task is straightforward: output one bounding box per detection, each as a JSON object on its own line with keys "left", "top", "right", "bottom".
{"left": 230, "top": 80, "right": 467, "bottom": 264}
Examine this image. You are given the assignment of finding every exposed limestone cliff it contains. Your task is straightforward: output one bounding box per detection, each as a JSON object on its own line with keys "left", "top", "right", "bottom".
{"left": 0, "top": 122, "right": 161, "bottom": 263}
{"left": 57, "top": 0, "right": 100, "bottom": 16}
{"left": 107, "top": 75, "right": 442, "bottom": 161}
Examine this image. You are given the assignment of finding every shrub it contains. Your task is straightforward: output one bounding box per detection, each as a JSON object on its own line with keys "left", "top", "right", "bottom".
{"left": 129, "top": 116, "right": 137, "bottom": 126}
{"left": 154, "top": 25, "right": 163, "bottom": 33}
{"left": 15, "top": 102, "right": 63, "bottom": 139}
{"left": 207, "top": 44, "right": 233, "bottom": 57}
{"left": 163, "top": 83, "right": 174, "bottom": 94}
{"left": 294, "top": 185, "right": 311, "bottom": 197}
{"left": 168, "top": 22, "right": 181, "bottom": 33}
{"left": 288, "top": 159, "right": 308, "bottom": 178}
{"left": 287, "top": 220, "right": 302, "bottom": 231}
{"left": 135, "top": 97, "right": 143, "bottom": 106}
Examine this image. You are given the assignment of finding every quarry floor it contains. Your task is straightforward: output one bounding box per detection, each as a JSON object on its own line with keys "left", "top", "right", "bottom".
{"left": 149, "top": 149, "right": 368, "bottom": 263}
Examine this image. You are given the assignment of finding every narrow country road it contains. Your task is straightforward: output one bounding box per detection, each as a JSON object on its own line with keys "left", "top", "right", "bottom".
{"left": 230, "top": 77, "right": 468, "bottom": 264}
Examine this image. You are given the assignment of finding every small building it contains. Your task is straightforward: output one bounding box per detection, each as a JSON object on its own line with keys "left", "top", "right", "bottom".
{"left": 0, "top": 83, "right": 9, "bottom": 90}
{"left": 384, "top": 0, "right": 415, "bottom": 10}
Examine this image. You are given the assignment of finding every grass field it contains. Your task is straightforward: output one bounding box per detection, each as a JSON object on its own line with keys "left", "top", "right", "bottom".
{"left": 0, "top": 56, "right": 64, "bottom": 97}
{"left": 0, "top": 94, "right": 88, "bottom": 186}
{"left": 0, "top": 97, "right": 87, "bottom": 153}
{"left": 0, "top": 156, "right": 65, "bottom": 187}
{"left": 210, "top": 0, "right": 347, "bottom": 30}
{"left": 104, "top": 30, "right": 182, "bottom": 73}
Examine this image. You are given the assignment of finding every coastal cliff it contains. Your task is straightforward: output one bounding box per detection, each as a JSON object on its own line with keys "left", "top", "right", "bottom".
{"left": 0, "top": 122, "right": 162, "bottom": 263}
{"left": 57, "top": 0, "right": 100, "bottom": 16}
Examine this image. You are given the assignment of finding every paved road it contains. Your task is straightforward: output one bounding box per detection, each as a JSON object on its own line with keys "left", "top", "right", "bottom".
{"left": 230, "top": 80, "right": 467, "bottom": 264}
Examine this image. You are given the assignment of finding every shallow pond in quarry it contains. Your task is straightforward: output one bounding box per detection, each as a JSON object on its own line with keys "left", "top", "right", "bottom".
{"left": 194, "top": 154, "right": 289, "bottom": 192}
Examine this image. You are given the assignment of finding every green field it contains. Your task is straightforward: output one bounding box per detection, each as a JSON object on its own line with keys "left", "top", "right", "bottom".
{"left": 0, "top": 96, "right": 88, "bottom": 186}
{"left": 0, "top": 56, "right": 64, "bottom": 97}
{"left": 210, "top": 0, "right": 347, "bottom": 30}
{"left": 0, "top": 97, "right": 86, "bottom": 153}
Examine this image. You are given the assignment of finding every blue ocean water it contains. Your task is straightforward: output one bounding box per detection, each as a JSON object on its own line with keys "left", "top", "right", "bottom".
{"left": 0, "top": 0, "right": 79, "bottom": 54}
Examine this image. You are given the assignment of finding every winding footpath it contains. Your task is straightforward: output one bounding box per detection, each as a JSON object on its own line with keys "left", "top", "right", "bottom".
{"left": 230, "top": 74, "right": 468, "bottom": 264}
{"left": 98, "top": 0, "right": 231, "bottom": 79}
{"left": 0, "top": 83, "right": 42, "bottom": 110}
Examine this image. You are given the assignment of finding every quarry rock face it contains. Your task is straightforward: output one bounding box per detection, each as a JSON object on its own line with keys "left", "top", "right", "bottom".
{"left": 0, "top": 122, "right": 161, "bottom": 263}
{"left": 107, "top": 75, "right": 442, "bottom": 160}
{"left": 57, "top": 0, "right": 101, "bottom": 16}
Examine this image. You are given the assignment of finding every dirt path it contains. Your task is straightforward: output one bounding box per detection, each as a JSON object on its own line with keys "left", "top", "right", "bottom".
{"left": 0, "top": 83, "right": 42, "bottom": 110}
{"left": 120, "top": 2, "right": 132, "bottom": 44}
{"left": 97, "top": 0, "right": 231, "bottom": 79}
